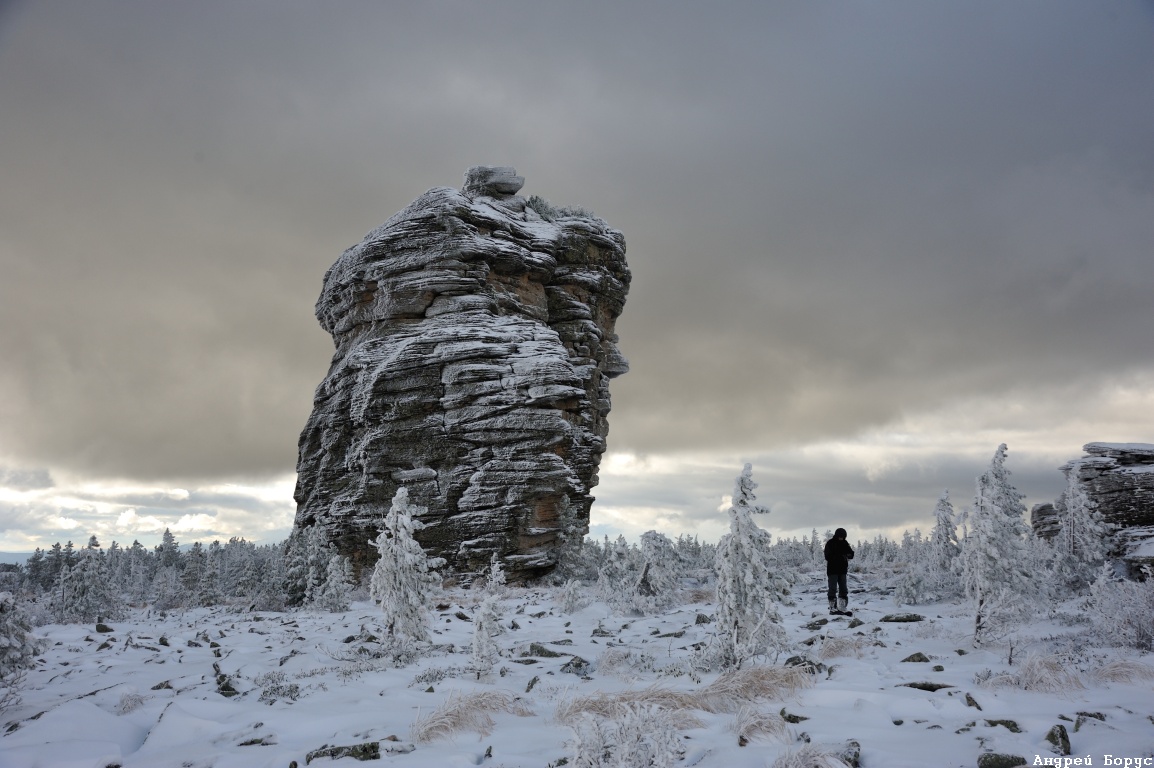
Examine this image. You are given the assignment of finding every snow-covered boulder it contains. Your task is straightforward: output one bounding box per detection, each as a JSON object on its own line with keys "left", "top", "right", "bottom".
{"left": 293, "top": 167, "right": 630, "bottom": 581}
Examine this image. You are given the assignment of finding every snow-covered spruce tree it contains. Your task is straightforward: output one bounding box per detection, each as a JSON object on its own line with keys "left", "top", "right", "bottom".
{"left": 369, "top": 487, "right": 444, "bottom": 651}
{"left": 284, "top": 524, "right": 329, "bottom": 608}
{"left": 0, "top": 592, "right": 43, "bottom": 713}
{"left": 632, "top": 530, "right": 680, "bottom": 615}
{"left": 956, "top": 444, "right": 1036, "bottom": 645}
{"left": 470, "top": 594, "right": 502, "bottom": 678}
{"left": 596, "top": 535, "right": 640, "bottom": 613}
{"left": 54, "top": 547, "right": 124, "bottom": 623}
{"left": 1050, "top": 464, "right": 1112, "bottom": 594}
{"left": 483, "top": 551, "right": 507, "bottom": 597}
{"left": 894, "top": 491, "right": 962, "bottom": 605}
{"left": 314, "top": 553, "right": 354, "bottom": 612}
{"left": 714, "top": 464, "right": 793, "bottom": 668}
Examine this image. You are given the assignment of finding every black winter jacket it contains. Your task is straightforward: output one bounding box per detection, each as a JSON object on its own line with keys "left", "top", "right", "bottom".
{"left": 824, "top": 538, "right": 855, "bottom": 575}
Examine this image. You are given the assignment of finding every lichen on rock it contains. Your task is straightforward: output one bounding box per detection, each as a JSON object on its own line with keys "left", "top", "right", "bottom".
{"left": 293, "top": 166, "right": 630, "bottom": 581}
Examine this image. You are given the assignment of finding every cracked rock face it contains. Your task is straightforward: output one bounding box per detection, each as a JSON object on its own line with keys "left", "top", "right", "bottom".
{"left": 293, "top": 167, "right": 630, "bottom": 580}
{"left": 1032, "top": 442, "right": 1154, "bottom": 572}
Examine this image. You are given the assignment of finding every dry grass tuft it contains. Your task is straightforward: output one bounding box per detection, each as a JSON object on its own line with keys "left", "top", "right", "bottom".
{"left": 410, "top": 690, "right": 534, "bottom": 742}
{"left": 694, "top": 665, "right": 812, "bottom": 713}
{"left": 771, "top": 744, "right": 852, "bottom": 768}
{"left": 817, "top": 635, "right": 873, "bottom": 661}
{"left": 555, "top": 687, "right": 703, "bottom": 729}
{"left": 1087, "top": 658, "right": 1154, "bottom": 684}
{"left": 730, "top": 705, "right": 787, "bottom": 744}
{"left": 980, "top": 653, "right": 1085, "bottom": 693}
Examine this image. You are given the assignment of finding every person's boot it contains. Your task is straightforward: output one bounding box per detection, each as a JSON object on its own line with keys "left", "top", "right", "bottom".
{"left": 828, "top": 598, "right": 837, "bottom": 614}
{"left": 837, "top": 597, "right": 849, "bottom": 615}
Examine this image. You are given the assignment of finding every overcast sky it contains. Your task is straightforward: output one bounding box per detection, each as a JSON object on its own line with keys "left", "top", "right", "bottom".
{"left": 2, "top": 1, "right": 1153, "bottom": 553}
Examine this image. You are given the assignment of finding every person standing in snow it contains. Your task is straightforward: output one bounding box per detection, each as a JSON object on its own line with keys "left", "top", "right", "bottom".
{"left": 824, "top": 528, "right": 855, "bottom": 614}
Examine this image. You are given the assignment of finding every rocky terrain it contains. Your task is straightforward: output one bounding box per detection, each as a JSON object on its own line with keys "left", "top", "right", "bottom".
{"left": 293, "top": 167, "right": 630, "bottom": 580}
{"left": 1031, "top": 442, "right": 1154, "bottom": 571}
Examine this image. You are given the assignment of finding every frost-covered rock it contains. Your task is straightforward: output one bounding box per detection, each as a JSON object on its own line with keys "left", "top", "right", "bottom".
{"left": 294, "top": 167, "right": 630, "bottom": 581}
{"left": 1033, "top": 442, "right": 1154, "bottom": 573}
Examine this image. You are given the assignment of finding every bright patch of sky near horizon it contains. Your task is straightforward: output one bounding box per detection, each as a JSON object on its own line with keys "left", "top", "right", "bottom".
{"left": 2, "top": 1, "right": 1153, "bottom": 553}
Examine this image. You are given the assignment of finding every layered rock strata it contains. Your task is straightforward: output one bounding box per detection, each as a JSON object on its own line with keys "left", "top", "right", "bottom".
{"left": 1032, "top": 442, "right": 1154, "bottom": 572}
{"left": 293, "top": 167, "right": 630, "bottom": 580}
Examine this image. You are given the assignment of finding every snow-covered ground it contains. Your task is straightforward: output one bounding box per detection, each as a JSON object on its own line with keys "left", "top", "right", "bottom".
{"left": 4, "top": 573, "right": 1153, "bottom": 768}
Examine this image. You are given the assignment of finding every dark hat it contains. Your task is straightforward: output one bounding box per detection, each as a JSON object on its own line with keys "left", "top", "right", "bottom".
{"left": 834, "top": 527, "right": 848, "bottom": 538}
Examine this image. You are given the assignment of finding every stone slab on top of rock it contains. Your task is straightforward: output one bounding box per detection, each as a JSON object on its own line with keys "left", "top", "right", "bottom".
{"left": 293, "top": 166, "right": 630, "bottom": 582}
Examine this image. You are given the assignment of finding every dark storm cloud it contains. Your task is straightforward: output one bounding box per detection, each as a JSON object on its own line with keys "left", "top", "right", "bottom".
{"left": 1, "top": 0, "right": 1152, "bottom": 492}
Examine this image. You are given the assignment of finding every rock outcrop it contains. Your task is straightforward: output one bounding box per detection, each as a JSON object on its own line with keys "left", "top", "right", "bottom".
{"left": 293, "top": 167, "right": 630, "bottom": 580}
{"left": 1032, "top": 442, "right": 1154, "bottom": 573}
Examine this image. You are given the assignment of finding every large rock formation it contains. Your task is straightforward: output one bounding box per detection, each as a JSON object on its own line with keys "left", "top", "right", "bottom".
{"left": 293, "top": 167, "right": 630, "bottom": 580}
{"left": 1031, "top": 442, "right": 1154, "bottom": 573}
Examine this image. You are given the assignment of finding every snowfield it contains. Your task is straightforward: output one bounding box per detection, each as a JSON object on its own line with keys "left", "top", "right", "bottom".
{"left": 4, "top": 572, "right": 1153, "bottom": 768}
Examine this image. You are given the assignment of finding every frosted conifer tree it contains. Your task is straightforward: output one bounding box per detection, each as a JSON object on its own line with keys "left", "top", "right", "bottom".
{"left": 596, "top": 535, "right": 639, "bottom": 612}
{"left": 714, "top": 464, "right": 792, "bottom": 668}
{"left": 55, "top": 547, "right": 124, "bottom": 623}
{"left": 1050, "top": 465, "right": 1112, "bottom": 593}
{"left": 956, "top": 444, "right": 1035, "bottom": 644}
{"left": 369, "top": 487, "right": 444, "bottom": 649}
{"left": 470, "top": 594, "right": 502, "bottom": 678}
{"left": 484, "top": 552, "right": 507, "bottom": 596}
{"left": 315, "top": 554, "right": 354, "bottom": 612}
{"left": 632, "top": 531, "right": 679, "bottom": 615}
{"left": 0, "top": 592, "right": 42, "bottom": 712}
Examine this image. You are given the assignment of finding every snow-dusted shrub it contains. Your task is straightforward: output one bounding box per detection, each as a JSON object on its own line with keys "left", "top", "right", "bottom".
{"left": 895, "top": 490, "right": 963, "bottom": 605}
{"left": 0, "top": 592, "right": 42, "bottom": 712}
{"left": 1088, "top": 566, "right": 1154, "bottom": 650}
{"left": 565, "top": 703, "right": 685, "bottom": 768}
{"left": 409, "top": 690, "right": 533, "bottom": 742}
{"left": 115, "top": 690, "right": 147, "bottom": 715}
{"left": 714, "top": 465, "right": 793, "bottom": 668}
{"left": 956, "top": 444, "right": 1036, "bottom": 645}
{"left": 254, "top": 670, "right": 302, "bottom": 704}
{"left": 369, "top": 487, "right": 445, "bottom": 649}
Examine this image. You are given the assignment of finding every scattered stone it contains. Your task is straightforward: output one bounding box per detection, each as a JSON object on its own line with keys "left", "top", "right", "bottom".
{"left": 526, "top": 643, "right": 565, "bottom": 658}
{"left": 965, "top": 693, "right": 983, "bottom": 710}
{"left": 880, "top": 613, "right": 924, "bottom": 623}
{"left": 847, "top": 618, "right": 864, "bottom": 628}
{"left": 804, "top": 618, "right": 829, "bottom": 630}
{"left": 95, "top": 623, "right": 114, "bottom": 633}
{"left": 984, "top": 719, "right": 1021, "bottom": 733}
{"left": 305, "top": 742, "right": 382, "bottom": 763}
{"left": 838, "top": 739, "right": 862, "bottom": 768}
{"left": 901, "top": 652, "right": 930, "bottom": 663}
{"left": 695, "top": 613, "right": 712, "bottom": 625}
{"left": 657, "top": 630, "right": 685, "bottom": 638}
{"left": 560, "top": 656, "right": 590, "bottom": 675}
{"left": 932, "top": 665, "right": 945, "bottom": 672}
{"left": 1045, "top": 724, "right": 1071, "bottom": 755}
{"left": 898, "top": 682, "right": 953, "bottom": 692}
{"left": 526, "top": 675, "right": 539, "bottom": 693}
{"left": 976, "top": 754, "right": 1026, "bottom": 768}
{"left": 1074, "top": 711, "right": 1106, "bottom": 732}
{"left": 454, "top": 611, "right": 472, "bottom": 622}
{"left": 151, "top": 681, "right": 172, "bottom": 690}
{"left": 784, "top": 656, "right": 827, "bottom": 675}
{"left": 780, "top": 708, "right": 809, "bottom": 724}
